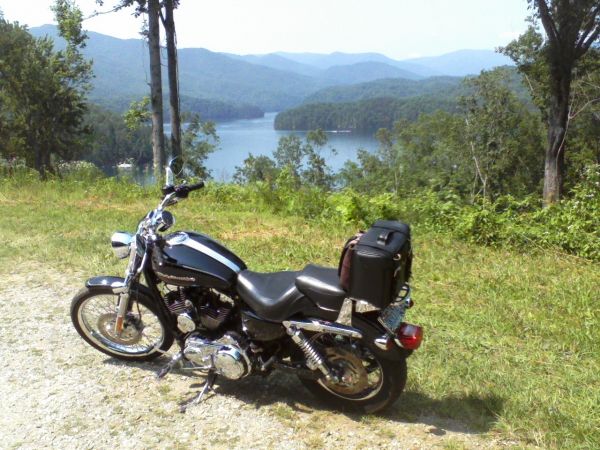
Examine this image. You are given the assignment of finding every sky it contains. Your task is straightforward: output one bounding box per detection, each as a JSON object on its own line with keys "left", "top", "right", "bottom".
{"left": 0, "top": 0, "right": 530, "bottom": 60}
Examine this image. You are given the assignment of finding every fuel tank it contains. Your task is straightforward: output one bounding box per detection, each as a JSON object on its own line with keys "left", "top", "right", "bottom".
{"left": 151, "top": 231, "right": 246, "bottom": 290}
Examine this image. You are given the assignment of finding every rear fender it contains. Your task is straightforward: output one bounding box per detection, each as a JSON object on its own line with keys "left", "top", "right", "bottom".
{"left": 352, "top": 313, "right": 413, "bottom": 361}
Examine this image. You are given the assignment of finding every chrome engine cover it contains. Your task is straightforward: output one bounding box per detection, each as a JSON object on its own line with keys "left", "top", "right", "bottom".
{"left": 183, "top": 333, "right": 251, "bottom": 380}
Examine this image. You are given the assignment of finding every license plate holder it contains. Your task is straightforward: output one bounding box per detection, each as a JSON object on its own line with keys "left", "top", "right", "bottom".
{"left": 378, "top": 303, "right": 405, "bottom": 334}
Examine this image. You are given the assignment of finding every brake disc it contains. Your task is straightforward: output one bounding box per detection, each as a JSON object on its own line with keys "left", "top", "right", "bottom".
{"left": 322, "top": 347, "right": 370, "bottom": 395}
{"left": 97, "top": 313, "right": 143, "bottom": 345}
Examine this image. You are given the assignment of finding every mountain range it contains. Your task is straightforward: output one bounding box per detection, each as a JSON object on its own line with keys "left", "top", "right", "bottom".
{"left": 30, "top": 25, "right": 514, "bottom": 118}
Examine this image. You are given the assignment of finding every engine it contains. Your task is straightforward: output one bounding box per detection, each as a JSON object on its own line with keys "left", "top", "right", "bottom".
{"left": 164, "top": 287, "right": 233, "bottom": 334}
{"left": 183, "top": 332, "right": 251, "bottom": 380}
{"left": 164, "top": 287, "right": 252, "bottom": 379}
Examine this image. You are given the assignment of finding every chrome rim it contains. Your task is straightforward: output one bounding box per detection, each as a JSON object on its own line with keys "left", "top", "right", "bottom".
{"left": 312, "top": 334, "right": 384, "bottom": 400}
{"left": 77, "top": 294, "right": 165, "bottom": 357}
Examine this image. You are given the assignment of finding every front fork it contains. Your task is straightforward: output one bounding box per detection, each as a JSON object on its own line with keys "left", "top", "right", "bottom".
{"left": 113, "top": 240, "right": 144, "bottom": 335}
{"left": 115, "top": 292, "right": 130, "bottom": 334}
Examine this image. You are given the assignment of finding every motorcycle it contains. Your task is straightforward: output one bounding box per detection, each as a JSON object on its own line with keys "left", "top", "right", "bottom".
{"left": 70, "top": 162, "right": 423, "bottom": 413}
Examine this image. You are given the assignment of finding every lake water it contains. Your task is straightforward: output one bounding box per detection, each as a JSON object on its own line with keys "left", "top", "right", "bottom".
{"left": 200, "top": 113, "right": 379, "bottom": 181}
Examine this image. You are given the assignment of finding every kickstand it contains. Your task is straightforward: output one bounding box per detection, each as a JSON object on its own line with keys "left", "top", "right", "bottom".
{"left": 156, "top": 352, "right": 183, "bottom": 380}
{"left": 179, "top": 371, "right": 217, "bottom": 413}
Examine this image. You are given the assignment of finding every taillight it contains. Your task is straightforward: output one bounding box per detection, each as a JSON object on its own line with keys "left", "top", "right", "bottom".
{"left": 396, "top": 323, "right": 423, "bottom": 350}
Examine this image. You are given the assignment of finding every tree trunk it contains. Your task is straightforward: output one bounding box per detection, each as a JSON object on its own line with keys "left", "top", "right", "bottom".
{"left": 163, "top": 0, "right": 182, "bottom": 166}
{"left": 34, "top": 141, "right": 43, "bottom": 178}
{"left": 542, "top": 70, "right": 571, "bottom": 206}
{"left": 148, "top": 0, "right": 165, "bottom": 184}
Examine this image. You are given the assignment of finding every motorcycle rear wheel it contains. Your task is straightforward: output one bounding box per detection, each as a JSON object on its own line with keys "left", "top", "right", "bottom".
{"left": 298, "top": 316, "right": 407, "bottom": 413}
{"left": 71, "top": 287, "right": 174, "bottom": 361}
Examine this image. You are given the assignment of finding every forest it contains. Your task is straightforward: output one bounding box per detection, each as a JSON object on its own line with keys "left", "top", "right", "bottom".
{"left": 273, "top": 95, "right": 460, "bottom": 132}
{"left": 274, "top": 68, "right": 532, "bottom": 132}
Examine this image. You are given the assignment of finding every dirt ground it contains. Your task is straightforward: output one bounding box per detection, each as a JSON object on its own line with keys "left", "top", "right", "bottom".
{"left": 0, "top": 263, "right": 512, "bottom": 449}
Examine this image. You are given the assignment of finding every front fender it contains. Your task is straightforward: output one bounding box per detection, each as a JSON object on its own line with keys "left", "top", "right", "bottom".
{"left": 86, "top": 276, "right": 126, "bottom": 293}
{"left": 85, "top": 276, "right": 155, "bottom": 302}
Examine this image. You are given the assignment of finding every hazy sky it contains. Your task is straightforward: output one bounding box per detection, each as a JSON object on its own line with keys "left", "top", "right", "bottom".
{"left": 0, "top": 0, "right": 530, "bottom": 59}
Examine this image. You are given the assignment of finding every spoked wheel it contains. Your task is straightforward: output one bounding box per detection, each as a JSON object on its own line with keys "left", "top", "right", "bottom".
{"left": 317, "top": 341, "right": 385, "bottom": 400}
{"left": 71, "top": 287, "right": 174, "bottom": 361}
{"left": 298, "top": 316, "right": 407, "bottom": 413}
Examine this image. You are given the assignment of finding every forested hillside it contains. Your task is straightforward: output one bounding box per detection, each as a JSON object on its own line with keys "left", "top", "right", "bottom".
{"left": 404, "top": 49, "right": 513, "bottom": 76}
{"left": 29, "top": 25, "right": 319, "bottom": 113}
{"left": 319, "top": 61, "right": 424, "bottom": 84}
{"left": 302, "top": 76, "right": 465, "bottom": 104}
{"left": 30, "top": 25, "right": 514, "bottom": 116}
{"left": 274, "top": 96, "right": 460, "bottom": 132}
{"left": 275, "top": 67, "right": 532, "bottom": 131}
{"left": 274, "top": 51, "right": 452, "bottom": 77}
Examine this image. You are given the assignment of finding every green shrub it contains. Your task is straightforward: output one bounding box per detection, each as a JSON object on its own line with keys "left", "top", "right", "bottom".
{"left": 0, "top": 157, "right": 39, "bottom": 182}
{"left": 57, "top": 160, "right": 105, "bottom": 182}
{"left": 4, "top": 165, "right": 597, "bottom": 261}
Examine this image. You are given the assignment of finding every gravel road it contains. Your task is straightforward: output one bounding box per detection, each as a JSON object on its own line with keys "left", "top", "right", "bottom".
{"left": 0, "top": 263, "right": 508, "bottom": 449}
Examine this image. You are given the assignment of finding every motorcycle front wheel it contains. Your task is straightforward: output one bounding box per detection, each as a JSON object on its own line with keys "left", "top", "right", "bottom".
{"left": 298, "top": 315, "right": 407, "bottom": 413}
{"left": 70, "top": 287, "right": 174, "bottom": 361}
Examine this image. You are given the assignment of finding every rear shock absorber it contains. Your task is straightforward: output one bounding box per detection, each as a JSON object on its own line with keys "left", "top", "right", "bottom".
{"left": 286, "top": 325, "right": 334, "bottom": 381}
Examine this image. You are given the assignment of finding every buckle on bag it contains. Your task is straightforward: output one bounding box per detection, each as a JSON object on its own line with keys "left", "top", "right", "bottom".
{"left": 377, "top": 230, "right": 392, "bottom": 245}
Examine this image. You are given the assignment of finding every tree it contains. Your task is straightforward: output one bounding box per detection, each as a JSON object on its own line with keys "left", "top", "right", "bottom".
{"left": 234, "top": 131, "right": 334, "bottom": 189}
{"left": 460, "top": 69, "right": 545, "bottom": 199}
{"left": 272, "top": 130, "right": 334, "bottom": 189}
{"left": 0, "top": 2, "right": 91, "bottom": 176}
{"left": 233, "top": 154, "right": 278, "bottom": 184}
{"left": 395, "top": 112, "right": 468, "bottom": 194}
{"left": 502, "top": 1, "right": 600, "bottom": 205}
{"left": 85, "top": 104, "right": 153, "bottom": 169}
{"left": 95, "top": 0, "right": 167, "bottom": 182}
{"left": 273, "top": 135, "right": 304, "bottom": 178}
{"left": 179, "top": 114, "right": 218, "bottom": 179}
{"left": 340, "top": 69, "right": 545, "bottom": 200}
{"left": 147, "top": 0, "right": 166, "bottom": 182}
{"left": 337, "top": 149, "right": 394, "bottom": 193}
{"left": 160, "top": 0, "right": 182, "bottom": 164}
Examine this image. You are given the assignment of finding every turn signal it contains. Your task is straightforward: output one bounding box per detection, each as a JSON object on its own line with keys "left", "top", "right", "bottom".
{"left": 396, "top": 323, "right": 423, "bottom": 350}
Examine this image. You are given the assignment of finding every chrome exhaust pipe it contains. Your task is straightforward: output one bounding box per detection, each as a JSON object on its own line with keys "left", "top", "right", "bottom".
{"left": 282, "top": 319, "right": 363, "bottom": 339}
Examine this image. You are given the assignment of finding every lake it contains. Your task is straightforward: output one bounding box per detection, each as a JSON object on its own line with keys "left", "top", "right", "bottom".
{"left": 198, "top": 113, "right": 379, "bottom": 181}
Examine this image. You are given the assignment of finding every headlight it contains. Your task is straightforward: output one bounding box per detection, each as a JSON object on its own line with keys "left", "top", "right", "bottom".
{"left": 111, "top": 231, "right": 133, "bottom": 259}
{"left": 157, "top": 210, "right": 175, "bottom": 232}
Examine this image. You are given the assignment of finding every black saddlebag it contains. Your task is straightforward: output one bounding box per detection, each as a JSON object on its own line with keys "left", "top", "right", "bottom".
{"left": 344, "top": 220, "right": 412, "bottom": 309}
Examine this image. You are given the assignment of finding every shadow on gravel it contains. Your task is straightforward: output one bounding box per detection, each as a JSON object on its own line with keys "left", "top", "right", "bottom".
{"left": 104, "top": 357, "right": 502, "bottom": 435}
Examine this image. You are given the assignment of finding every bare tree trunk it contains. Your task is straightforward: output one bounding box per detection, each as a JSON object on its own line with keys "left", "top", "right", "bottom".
{"left": 163, "top": 0, "right": 182, "bottom": 165}
{"left": 148, "top": 0, "right": 165, "bottom": 183}
{"left": 543, "top": 72, "right": 571, "bottom": 206}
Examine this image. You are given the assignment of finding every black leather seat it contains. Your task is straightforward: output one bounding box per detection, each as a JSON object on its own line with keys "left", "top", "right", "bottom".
{"left": 236, "top": 265, "right": 347, "bottom": 322}
{"left": 236, "top": 270, "right": 307, "bottom": 322}
{"left": 295, "top": 265, "right": 347, "bottom": 311}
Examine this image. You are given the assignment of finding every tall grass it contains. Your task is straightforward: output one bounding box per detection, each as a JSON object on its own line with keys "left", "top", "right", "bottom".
{"left": 0, "top": 177, "right": 598, "bottom": 448}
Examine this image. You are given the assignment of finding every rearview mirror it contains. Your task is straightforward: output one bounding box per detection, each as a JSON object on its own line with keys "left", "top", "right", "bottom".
{"left": 165, "top": 165, "right": 174, "bottom": 187}
{"left": 165, "top": 156, "right": 184, "bottom": 186}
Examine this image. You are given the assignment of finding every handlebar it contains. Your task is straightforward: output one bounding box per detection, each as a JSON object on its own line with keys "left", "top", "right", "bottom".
{"left": 161, "top": 181, "right": 205, "bottom": 198}
{"left": 179, "top": 181, "right": 205, "bottom": 196}
{"left": 139, "top": 181, "right": 205, "bottom": 237}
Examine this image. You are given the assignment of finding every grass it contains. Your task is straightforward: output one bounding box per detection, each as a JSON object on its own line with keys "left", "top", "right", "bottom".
{"left": 0, "top": 178, "right": 598, "bottom": 448}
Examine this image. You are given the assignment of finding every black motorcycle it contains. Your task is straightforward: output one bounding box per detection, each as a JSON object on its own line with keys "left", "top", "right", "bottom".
{"left": 71, "top": 163, "right": 423, "bottom": 413}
